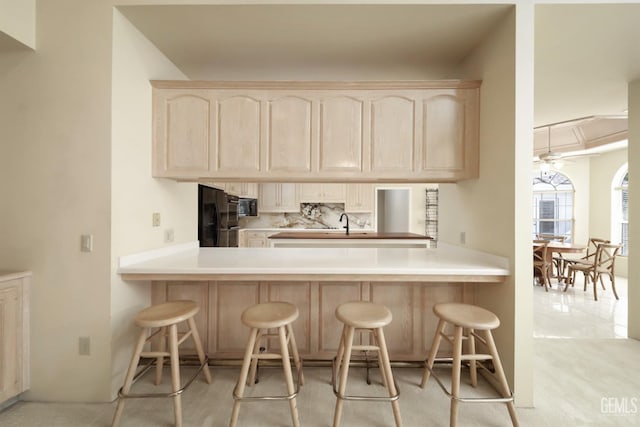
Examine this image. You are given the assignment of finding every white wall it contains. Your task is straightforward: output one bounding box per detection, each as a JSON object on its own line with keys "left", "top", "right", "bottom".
{"left": 628, "top": 81, "right": 640, "bottom": 339}
{"left": 110, "top": 9, "right": 194, "bottom": 398}
{"left": 439, "top": 4, "right": 536, "bottom": 407}
{"left": 588, "top": 148, "right": 628, "bottom": 277}
{"left": 0, "top": 0, "right": 35, "bottom": 48}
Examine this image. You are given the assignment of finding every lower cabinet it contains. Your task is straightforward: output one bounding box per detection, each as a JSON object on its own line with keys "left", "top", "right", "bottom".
{"left": 0, "top": 272, "right": 30, "bottom": 404}
{"left": 239, "top": 230, "right": 276, "bottom": 248}
{"left": 151, "top": 280, "right": 468, "bottom": 360}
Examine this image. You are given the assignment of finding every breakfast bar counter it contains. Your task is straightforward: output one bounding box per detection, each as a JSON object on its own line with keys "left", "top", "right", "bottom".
{"left": 119, "top": 243, "right": 509, "bottom": 360}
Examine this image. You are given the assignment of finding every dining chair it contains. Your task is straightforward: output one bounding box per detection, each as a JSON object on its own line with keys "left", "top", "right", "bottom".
{"left": 535, "top": 234, "right": 568, "bottom": 280}
{"left": 565, "top": 243, "right": 622, "bottom": 301}
{"left": 533, "top": 240, "right": 552, "bottom": 291}
{"left": 563, "top": 237, "right": 610, "bottom": 288}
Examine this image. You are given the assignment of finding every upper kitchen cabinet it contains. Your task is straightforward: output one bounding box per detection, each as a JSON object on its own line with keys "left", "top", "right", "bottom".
{"left": 345, "top": 184, "right": 374, "bottom": 212}
{"left": 223, "top": 182, "right": 259, "bottom": 198}
{"left": 259, "top": 183, "right": 299, "bottom": 213}
{"left": 420, "top": 88, "right": 479, "bottom": 181}
{"left": 151, "top": 81, "right": 480, "bottom": 182}
{"left": 152, "top": 89, "right": 215, "bottom": 178}
{"left": 299, "top": 183, "right": 346, "bottom": 203}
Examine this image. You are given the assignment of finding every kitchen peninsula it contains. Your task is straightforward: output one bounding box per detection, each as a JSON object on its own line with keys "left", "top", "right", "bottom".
{"left": 119, "top": 243, "right": 508, "bottom": 361}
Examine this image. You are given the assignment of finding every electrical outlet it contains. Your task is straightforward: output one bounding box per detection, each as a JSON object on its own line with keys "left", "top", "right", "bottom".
{"left": 152, "top": 212, "right": 161, "bottom": 227}
{"left": 79, "top": 337, "right": 90, "bottom": 356}
{"left": 460, "top": 231, "right": 466, "bottom": 244}
{"left": 164, "top": 228, "right": 174, "bottom": 243}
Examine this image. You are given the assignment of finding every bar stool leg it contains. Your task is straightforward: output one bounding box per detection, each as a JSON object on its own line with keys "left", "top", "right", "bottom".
{"left": 187, "top": 317, "right": 212, "bottom": 384}
{"left": 278, "top": 325, "right": 300, "bottom": 427}
{"left": 372, "top": 329, "right": 388, "bottom": 388}
{"left": 333, "top": 327, "right": 346, "bottom": 387}
{"left": 247, "top": 330, "right": 264, "bottom": 387}
{"left": 156, "top": 326, "right": 167, "bottom": 385}
{"left": 450, "top": 326, "right": 463, "bottom": 427}
{"left": 230, "top": 328, "right": 259, "bottom": 427}
{"left": 467, "top": 328, "right": 478, "bottom": 387}
{"left": 333, "top": 325, "right": 355, "bottom": 427}
{"left": 376, "top": 327, "right": 402, "bottom": 427}
{"left": 286, "top": 323, "right": 305, "bottom": 385}
{"left": 421, "top": 319, "right": 445, "bottom": 388}
{"left": 168, "top": 324, "right": 183, "bottom": 427}
{"left": 483, "top": 330, "right": 519, "bottom": 427}
{"left": 111, "top": 329, "right": 148, "bottom": 427}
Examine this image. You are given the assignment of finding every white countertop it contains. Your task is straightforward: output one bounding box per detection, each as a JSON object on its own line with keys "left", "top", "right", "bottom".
{"left": 118, "top": 242, "right": 509, "bottom": 280}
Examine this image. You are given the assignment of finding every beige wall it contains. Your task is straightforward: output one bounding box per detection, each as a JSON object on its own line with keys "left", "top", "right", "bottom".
{"left": 0, "top": 0, "right": 114, "bottom": 401}
{"left": 0, "top": 0, "right": 35, "bottom": 48}
{"left": 110, "top": 9, "right": 194, "bottom": 398}
{"left": 628, "top": 81, "right": 640, "bottom": 339}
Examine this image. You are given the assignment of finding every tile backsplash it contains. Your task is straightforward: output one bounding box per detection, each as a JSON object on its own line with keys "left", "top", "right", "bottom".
{"left": 240, "top": 203, "right": 372, "bottom": 230}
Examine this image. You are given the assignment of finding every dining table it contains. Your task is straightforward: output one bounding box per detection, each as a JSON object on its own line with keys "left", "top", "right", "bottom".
{"left": 537, "top": 241, "right": 586, "bottom": 283}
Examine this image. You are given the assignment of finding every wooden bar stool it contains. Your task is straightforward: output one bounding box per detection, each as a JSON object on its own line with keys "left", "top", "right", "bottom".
{"left": 230, "top": 302, "right": 304, "bottom": 427}
{"left": 421, "top": 303, "right": 518, "bottom": 427}
{"left": 332, "top": 301, "right": 402, "bottom": 427}
{"left": 112, "top": 300, "right": 212, "bottom": 427}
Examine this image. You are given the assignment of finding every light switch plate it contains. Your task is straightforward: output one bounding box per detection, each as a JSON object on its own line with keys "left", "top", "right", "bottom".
{"left": 81, "top": 234, "right": 93, "bottom": 252}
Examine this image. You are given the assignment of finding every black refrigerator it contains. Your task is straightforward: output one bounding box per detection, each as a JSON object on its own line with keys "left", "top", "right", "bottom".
{"left": 198, "top": 185, "right": 239, "bottom": 247}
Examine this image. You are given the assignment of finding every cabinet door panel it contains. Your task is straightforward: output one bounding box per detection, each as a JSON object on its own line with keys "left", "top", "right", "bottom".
{"left": 212, "top": 282, "right": 260, "bottom": 355}
{"left": 217, "top": 96, "right": 261, "bottom": 172}
{"left": 166, "top": 283, "right": 209, "bottom": 352}
{"left": 0, "top": 286, "right": 20, "bottom": 402}
{"left": 346, "top": 184, "right": 373, "bottom": 212}
{"left": 317, "top": 282, "right": 362, "bottom": 355}
{"left": 423, "top": 93, "right": 465, "bottom": 171}
{"left": 369, "top": 283, "right": 417, "bottom": 359}
{"left": 265, "top": 282, "right": 311, "bottom": 354}
{"left": 162, "top": 94, "right": 212, "bottom": 174}
{"left": 371, "top": 96, "right": 415, "bottom": 172}
{"left": 319, "top": 96, "right": 363, "bottom": 172}
{"left": 268, "top": 96, "right": 312, "bottom": 172}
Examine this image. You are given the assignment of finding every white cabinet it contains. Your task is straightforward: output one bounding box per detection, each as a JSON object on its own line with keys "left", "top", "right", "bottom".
{"left": 240, "top": 231, "right": 276, "bottom": 248}
{"left": 298, "top": 184, "right": 346, "bottom": 203}
{"left": 259, "top": 183, "right": 299, "bottom": 213}
{"left": 152, "top": 81, "right": 480, "bottom": 182}
{"left": 0, "top": 272, "right": 30, "bottom": 404}
{"left": 345, "top": 184, "right": 374, "bottom": 212}
{"left": 224, "top": 183, "right": 259, "bottom": 198}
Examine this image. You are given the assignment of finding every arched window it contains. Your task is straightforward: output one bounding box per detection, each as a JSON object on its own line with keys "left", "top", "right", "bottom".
{"left": 612, "top": 166, "right": 629, "bottom": 256}
{"left": 532, "top": 171, "right": 575, "bottom": 242}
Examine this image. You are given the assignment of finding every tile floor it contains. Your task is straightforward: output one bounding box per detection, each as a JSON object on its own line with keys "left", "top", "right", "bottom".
{"left": 1, "top": 274, "right": 638, "bottom": 426}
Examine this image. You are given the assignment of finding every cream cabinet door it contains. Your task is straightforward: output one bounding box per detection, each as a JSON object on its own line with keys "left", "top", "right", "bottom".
{"left": 0, "top": 280, "right": 22, "bottom": 403}
{"left": 225, "top": 182, "right": 259, "bottom": 198}
{"left": 216, "top": 95, "right": 262, "bottom": 175}
{"left": 245, "top": 231, "right": 268, "bottom": 247}
{"left": 420, "top": 89, "right": 479, "bottom": 180}
{"left": 259, "top": 183, "right": 299, "bottom": 213}
{"left": 370, "top": 95, "right": 417, "bottom": 176}
{"left": 299, "top": 184, "right": 345, "bottom": 203}
{"left": 345, "top": 184, "right": 374, "bottom": 212}
{"left": 317, "top": 95, "right": 364, "bottom": 173}
{"left": 266, "top": 95, "right": 313, "bottom": 174}
{"left": 153, "top": 90, "right": 214, "bottom": 178}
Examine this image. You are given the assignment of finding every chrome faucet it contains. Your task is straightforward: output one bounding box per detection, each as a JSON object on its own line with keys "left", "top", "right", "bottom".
{"left": 339, "top": 213, "right": 350, "bottom": 235}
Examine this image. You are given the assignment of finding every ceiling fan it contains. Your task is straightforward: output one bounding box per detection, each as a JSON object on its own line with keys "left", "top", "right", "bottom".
{"left": 533, "top": 121, "right": 604, "bottom": 171}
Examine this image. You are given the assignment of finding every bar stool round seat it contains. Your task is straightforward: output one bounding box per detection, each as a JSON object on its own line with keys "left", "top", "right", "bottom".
{"left": 433, "top": 302, "right": 500, "bottom": 330}
{"left": 112, "top": 300, "right": 211, "bottom": 427}
{"left": 135, "top": 300, "right": 199, "bottom": 328}
{"left": 333, "top": 301, "right": 402, "bottom": 427}
{"left": 241, "top": 301, "right": 299, "bottom": 329}
{"left": 421, "top": 302, "right": 518, "bottom": 427}
{"left": 230, "top": 302, "right": 304, "bottom": 427}
{"left": 335, "top": 301, "right": 392, "bottom": 329}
